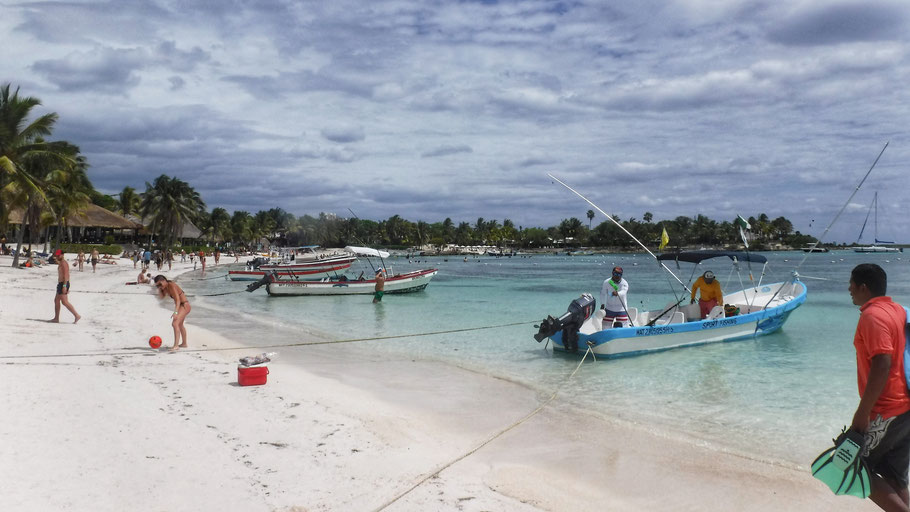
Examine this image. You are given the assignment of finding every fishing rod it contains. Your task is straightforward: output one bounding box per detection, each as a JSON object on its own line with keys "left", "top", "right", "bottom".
{"left": 547, "top": 173, "right": 691, "bottom": 294}
{"left": 795, "top": 141, "right": 889, "bottom": 271}
{"left": 756, "top": 142, "right": 890, "bottom": 316}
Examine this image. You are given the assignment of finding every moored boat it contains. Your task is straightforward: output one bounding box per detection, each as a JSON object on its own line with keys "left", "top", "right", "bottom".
{"left": 263, "top": 268, "right": 438, "bottom": 296}
{"left": 228, "top": 247, "right": 356, "bottom": 281}
{"left": 246, "top": 246, "right": 438, "bottom": 296}
{"left": 533, "top": 251, "right": 807, "bottom": 358}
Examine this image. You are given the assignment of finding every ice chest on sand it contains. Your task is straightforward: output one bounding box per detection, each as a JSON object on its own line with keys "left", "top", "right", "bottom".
{"left": 237, "top": 365, "right": 269, "bottom": 386}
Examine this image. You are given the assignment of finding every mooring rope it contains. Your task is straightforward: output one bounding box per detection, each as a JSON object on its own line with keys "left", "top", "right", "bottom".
{"left": 0, "top": 320, "right": 535, "bottom": 360}
{"left": 372, "top": 344, "right": 596, "bottom": 512}
{"left": 7, "top": 285, "right": 246, "bottom": 298}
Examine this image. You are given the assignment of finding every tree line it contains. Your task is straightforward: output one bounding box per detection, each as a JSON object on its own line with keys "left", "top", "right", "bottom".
{"left": 1, "top": 83, "right": 814, "bottom": 268}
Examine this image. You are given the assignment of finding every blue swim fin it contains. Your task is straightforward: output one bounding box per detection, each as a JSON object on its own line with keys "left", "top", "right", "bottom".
{"left": 811, "top": 428, "right": 871, "bottom": 499}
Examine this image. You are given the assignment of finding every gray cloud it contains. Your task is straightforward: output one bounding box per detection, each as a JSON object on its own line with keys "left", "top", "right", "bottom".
{"left": 768, "top": 1, "right": 908, "bottom": 46}
{"left": 421, "top": 145, "right": 473, "bottom": 158}
{"left": 321, "top": 125, "right": 365, "bottom": 143}
{"left": 31, "top": 47, "right": 146, "bottom": 93}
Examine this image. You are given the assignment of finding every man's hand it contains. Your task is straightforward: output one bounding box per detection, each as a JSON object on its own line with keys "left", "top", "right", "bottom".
{"left": 690, "top": 298, "right": 695, "bottom": 304}
{"left": 852, "top": 409, "right": 870, "bottom": 433}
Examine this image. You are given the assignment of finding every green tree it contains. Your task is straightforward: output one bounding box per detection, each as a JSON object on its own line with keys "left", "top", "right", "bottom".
{"left": 140, "top": 174, "right": 205, "bottom": 249}
{"left": 0, "top": 84, "right": 77, "bottom": 266}
{"left": 117, "top": 186, "right": 141, "bottom": 217}
{"left": 586, "top": 209, "right": 595, "bottom": 229}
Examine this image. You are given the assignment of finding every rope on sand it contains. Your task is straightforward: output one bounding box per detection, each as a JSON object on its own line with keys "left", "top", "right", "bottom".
{"left": 372, "top": 344, "right": 596, "bottom": 512}
{"left": 0, "top": 321, "right": 535, "bottom": 360}
{"left": 8, "top": 285, "right": 246, "bottom": 298}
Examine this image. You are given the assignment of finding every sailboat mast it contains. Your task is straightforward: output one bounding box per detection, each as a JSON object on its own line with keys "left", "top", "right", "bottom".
{"left": 874, "top": 191, "right": 878, "bottom": 244}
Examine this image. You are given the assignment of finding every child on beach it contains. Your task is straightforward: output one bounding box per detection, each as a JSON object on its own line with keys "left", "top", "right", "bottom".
{"left": 50, "top": 250, "right": 80, "bottom": 324}
{"left": 154, "top": 275, "right": 190, "bottom": 351}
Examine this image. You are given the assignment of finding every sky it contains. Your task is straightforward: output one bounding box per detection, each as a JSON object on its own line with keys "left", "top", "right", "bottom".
{"left": 3, "top": 0, "right": 909, "bottom": 244}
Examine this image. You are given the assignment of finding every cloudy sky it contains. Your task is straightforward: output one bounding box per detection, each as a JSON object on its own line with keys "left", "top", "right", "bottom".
{"left": 3, "top": 0, "right": 909, "bottom": 243}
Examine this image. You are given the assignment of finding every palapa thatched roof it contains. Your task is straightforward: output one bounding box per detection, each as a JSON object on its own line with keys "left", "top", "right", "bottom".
{"left": 8, "top": 204, "right": 143, "bottom": 229}
{"left": 124, "top": 214, "right": 203, "bottom": 239}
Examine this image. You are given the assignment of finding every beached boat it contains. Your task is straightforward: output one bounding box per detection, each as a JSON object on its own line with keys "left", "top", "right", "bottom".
{"left": 228, "top": 246, "right": 356, "bottom": 281}
{"left": 246, "top": 246, "right": 438, "bottom": 296}
{"left": 227, "top": 262, "right": 354, "bottom": 281}
{"left": 533, "top": 251, "right": 807, "bottom": 358}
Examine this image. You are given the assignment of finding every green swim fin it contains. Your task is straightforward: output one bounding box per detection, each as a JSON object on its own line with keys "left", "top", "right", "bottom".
{"left": 811, "top": 428, "right": 871, "bottom": 498}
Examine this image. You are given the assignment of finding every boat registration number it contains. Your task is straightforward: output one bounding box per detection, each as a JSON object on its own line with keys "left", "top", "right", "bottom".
{"left": 635, "top": 326, "right": 674, "bottom": 336}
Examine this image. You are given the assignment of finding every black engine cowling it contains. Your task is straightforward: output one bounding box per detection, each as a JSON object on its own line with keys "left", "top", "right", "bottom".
{"left": 533, "top": 293, "right": 596, "bottom": 352}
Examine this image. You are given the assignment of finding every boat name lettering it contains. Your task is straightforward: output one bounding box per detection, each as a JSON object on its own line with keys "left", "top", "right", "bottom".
{"left": 636, "top": 326, "right": 674, "bottom": 336}
{"left": 702, "top": 318, "right": 737, "bottom": 329}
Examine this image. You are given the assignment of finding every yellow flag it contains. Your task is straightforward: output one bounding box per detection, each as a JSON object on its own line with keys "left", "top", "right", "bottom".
{"left": 659, "top": 227, "right": 669, "bottom": 251}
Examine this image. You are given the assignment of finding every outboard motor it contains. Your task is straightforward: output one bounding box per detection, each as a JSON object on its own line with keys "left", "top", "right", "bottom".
{"left": 533, "top": 293, "right": 596, "bottom": 352}
{"left": 246, "top": 272, "right": 273, "bottom": 293}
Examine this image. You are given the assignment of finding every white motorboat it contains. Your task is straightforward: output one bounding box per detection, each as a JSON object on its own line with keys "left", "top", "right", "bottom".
{"left": 534, "top": 251, "right": 807, "bottom": 358}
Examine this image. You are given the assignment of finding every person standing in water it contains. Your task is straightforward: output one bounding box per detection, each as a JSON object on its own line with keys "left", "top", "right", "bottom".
{"left": 373, "top": 268, "right": 386, "bottom": 303}
{"left": 154, "top": 275, "right": 191, "bottom": 351}
{"left": 50, "top": 250, "right": 80, "bottom": 323}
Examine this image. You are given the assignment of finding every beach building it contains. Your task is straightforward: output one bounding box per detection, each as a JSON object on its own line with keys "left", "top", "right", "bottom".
{"left": 5, "top": 203, "right": 143, "bottom": 245}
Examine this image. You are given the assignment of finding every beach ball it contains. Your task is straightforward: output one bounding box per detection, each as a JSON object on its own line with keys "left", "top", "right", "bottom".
{"left": 149, "top": 336, "right": 162, "bottom": 349}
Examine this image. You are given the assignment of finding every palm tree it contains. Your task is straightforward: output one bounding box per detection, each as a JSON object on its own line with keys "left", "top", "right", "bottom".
{"left": 230, "top": 210, "right": 253, "bottom": 247}
{"left": 45, "top": 152, "right": 92, "bottom": 249}
{"left": 117, "top": 186, "right": 141, "bottom": 217}
{"left": 209, "top": 207, "right": 231, "bottom": 244}
{"left": 586, "top": 209, "right": 595, "bottom": 229}
{"left": 139, "top": 174, "right": 205, "bottom": 249}
{"left": 0, "top": 84, "right": 76, "bottom": 266}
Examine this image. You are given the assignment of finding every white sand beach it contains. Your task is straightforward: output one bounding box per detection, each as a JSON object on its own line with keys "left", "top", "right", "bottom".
{"left": 0, "top": 254, "right": 879, "bottom": 511}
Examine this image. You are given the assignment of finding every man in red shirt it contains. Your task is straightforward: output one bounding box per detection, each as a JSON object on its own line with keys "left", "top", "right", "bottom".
{"left": 849, "top": 263, "right": 910, "bottom": 510}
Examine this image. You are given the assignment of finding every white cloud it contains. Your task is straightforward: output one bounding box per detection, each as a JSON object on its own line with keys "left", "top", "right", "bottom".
{"left": 2, "top": 0, "right": 910, "bottom": 241}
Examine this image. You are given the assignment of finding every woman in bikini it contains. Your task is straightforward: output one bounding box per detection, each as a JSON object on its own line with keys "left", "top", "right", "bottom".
{"left": 153, "top": 275, "right": 191, "bottom": 351}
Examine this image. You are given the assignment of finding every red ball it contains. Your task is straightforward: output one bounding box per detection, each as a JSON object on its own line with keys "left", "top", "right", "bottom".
{"left": 149, "top": 336, "right": 162, "bottom": 349}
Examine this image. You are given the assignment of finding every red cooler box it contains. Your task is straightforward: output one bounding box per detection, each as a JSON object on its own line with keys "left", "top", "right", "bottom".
{"left": 238, "top": 365, "right": 269, "bottom": 386}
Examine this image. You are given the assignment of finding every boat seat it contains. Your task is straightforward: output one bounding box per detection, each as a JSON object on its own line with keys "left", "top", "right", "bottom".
{"left": 655, "top": 311, "right": 685, "bottom": 326}
{"left": 627, "top": 307, "right": 638, "bottom": 326}
{"left": 707, "top": 305, "right": 725, "bottom": 320}
{"left": 680, "top": 303, "right": 700, "bottom": 321}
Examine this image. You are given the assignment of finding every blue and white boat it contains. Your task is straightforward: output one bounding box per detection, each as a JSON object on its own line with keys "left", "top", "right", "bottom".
{"left": 534, "top": 251, "right": 807, "bottom": 358}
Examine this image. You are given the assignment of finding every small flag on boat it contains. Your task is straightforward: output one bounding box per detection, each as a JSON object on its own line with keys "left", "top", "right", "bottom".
{"left": 659, "top": 226, "right": 669, "bottom": 251}
{"left": 735, "top": 215, "right": 751, "bottom": 248}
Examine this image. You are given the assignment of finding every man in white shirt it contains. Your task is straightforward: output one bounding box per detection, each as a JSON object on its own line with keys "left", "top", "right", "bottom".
{"left": 600, "top": 266, "right": 630, "bottom": 328}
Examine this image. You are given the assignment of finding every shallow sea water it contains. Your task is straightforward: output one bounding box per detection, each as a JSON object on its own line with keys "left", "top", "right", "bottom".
{"left": 180, "top": 251, "right": 910, "bottom": 466}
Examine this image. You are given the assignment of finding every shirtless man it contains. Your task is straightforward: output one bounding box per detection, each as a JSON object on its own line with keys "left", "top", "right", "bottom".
{"left": 50, "top": 250, "right": 80, "bottom": 323}
{"left": 373, "top": 268, "right": 386, "bottom": 303}
{"left": 154, "top": 275, "right": 191, "bottom": 351}
{"left": 90, "top": 248, "right": 99, "bottom": 273}
{"left": 138, "top": 270, "right": 151, "bottom": 284}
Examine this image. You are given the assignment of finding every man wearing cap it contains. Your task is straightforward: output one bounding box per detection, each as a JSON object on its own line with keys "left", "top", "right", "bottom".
{"left": 50, "top": 250, "right": 80, "bottom": 323}
{"left": 373, "top": 268, "right": 386, "bottom": 303}
{"left": 691, "top": 270, "right": 723, "bottom": 319}
{"left": 600, "top": 266, "right": 630, "bottom": 328}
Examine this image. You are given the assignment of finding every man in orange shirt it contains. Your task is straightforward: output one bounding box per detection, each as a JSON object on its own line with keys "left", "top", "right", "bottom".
{"left": 690, "top": 270, "right": 722, "bottom": 319}
{"left": 849, "top": 263, "right": 910, "bottom": 510}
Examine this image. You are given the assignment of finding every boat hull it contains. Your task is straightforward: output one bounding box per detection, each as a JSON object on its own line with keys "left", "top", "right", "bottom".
{"left": 265, "top": 269, "right": 438, "bottom": 296}
{"left": 550, "top": 281, "right": 807, "bottom": 358}
{"left": 228, "top": 263, "right": 352, "bottom": 281}
{"left": 854, "top": 246, "right": 901, "bottom": 253}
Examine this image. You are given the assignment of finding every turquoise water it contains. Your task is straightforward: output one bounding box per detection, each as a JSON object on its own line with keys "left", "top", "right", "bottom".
{"left": 180, "top": 251, "right": 910, "bottom": 465}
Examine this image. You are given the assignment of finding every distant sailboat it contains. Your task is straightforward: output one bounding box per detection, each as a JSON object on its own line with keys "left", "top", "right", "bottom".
{"left": 854, "top": 192, "right": 902, "bottom": 253}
